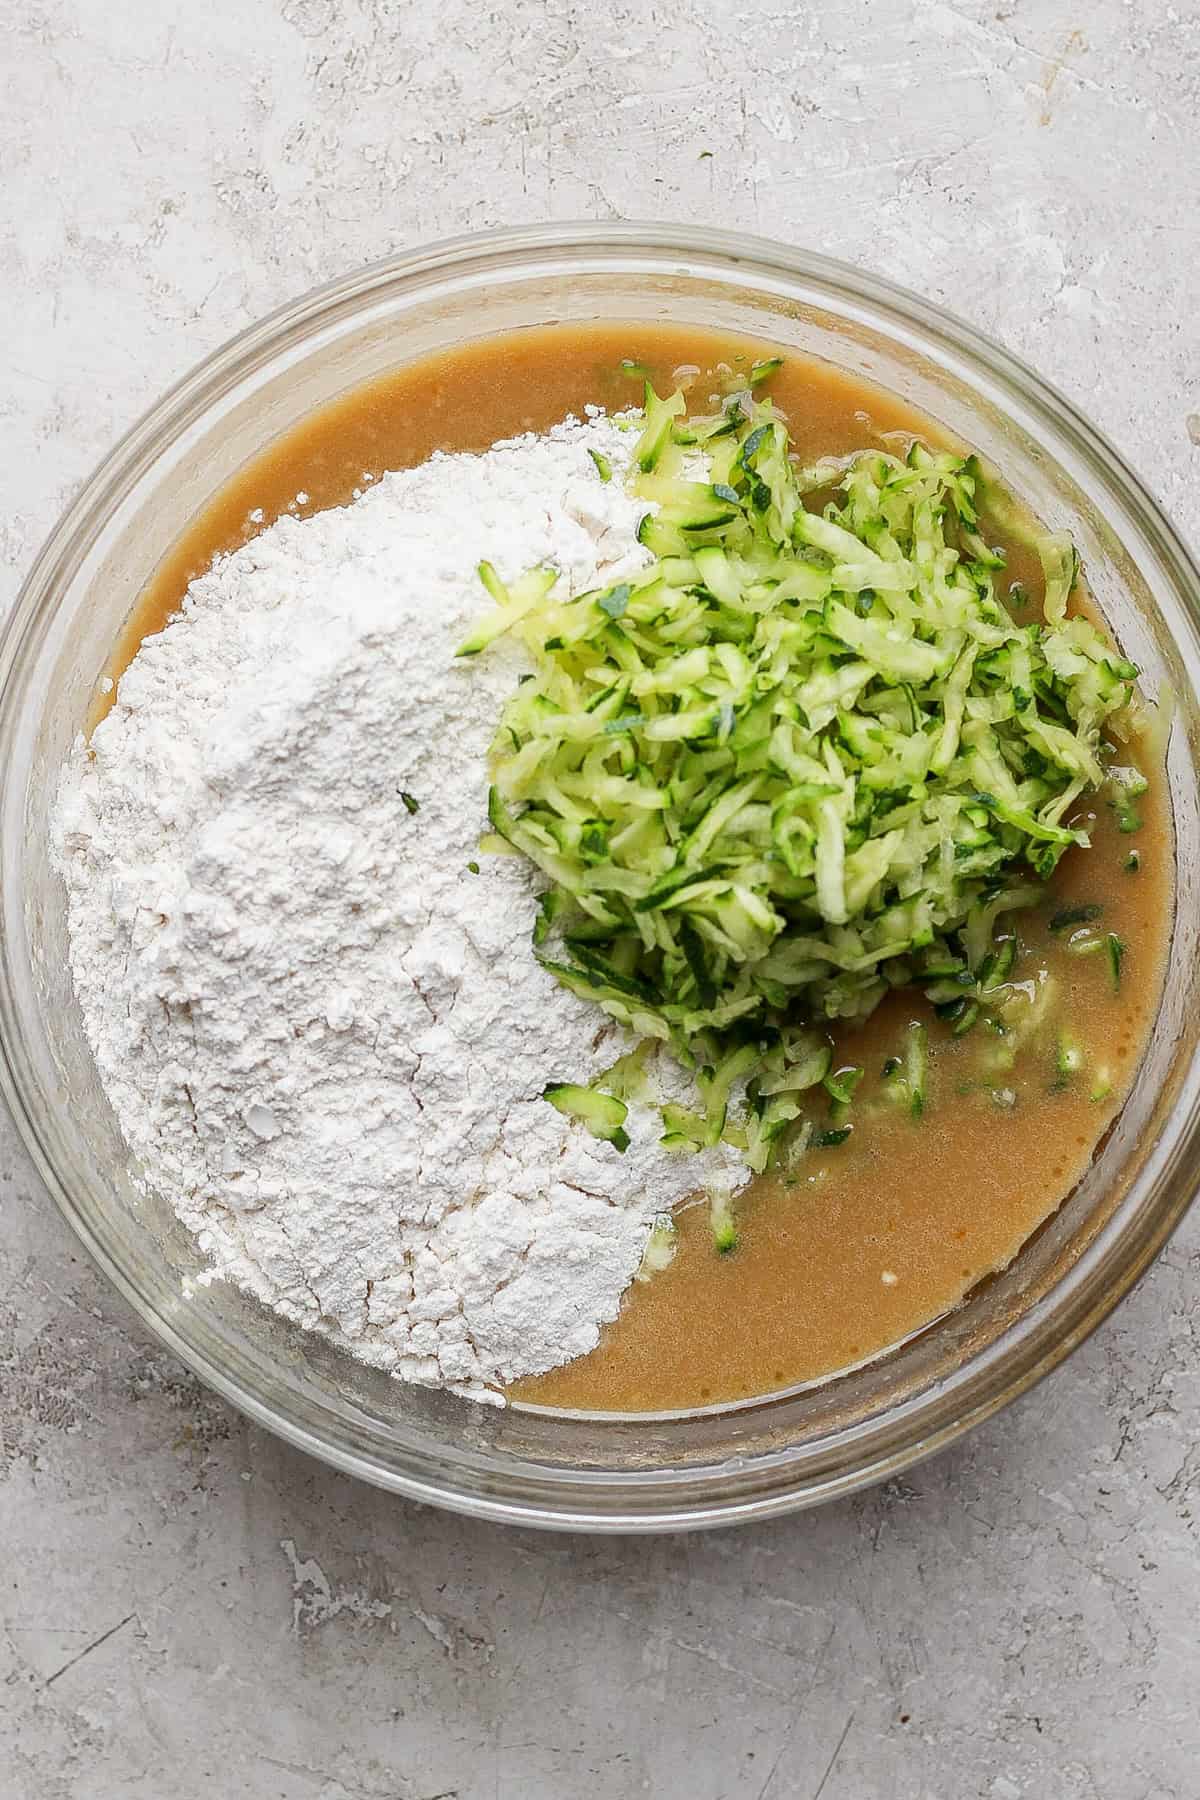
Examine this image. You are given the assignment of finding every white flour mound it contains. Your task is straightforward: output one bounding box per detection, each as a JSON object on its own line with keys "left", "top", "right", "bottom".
{"left": 52, "top": 415, "right": 745, "bottom": 1401}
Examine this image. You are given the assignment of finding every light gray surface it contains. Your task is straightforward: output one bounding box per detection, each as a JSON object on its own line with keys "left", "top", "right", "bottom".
{"left": 3, "top": 2, "right": 1199, "bottom": 1795}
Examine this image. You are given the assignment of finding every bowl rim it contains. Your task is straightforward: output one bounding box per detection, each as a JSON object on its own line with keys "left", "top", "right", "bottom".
{"left": 4, "top": 219, "right": 1200, "bottom": 1532}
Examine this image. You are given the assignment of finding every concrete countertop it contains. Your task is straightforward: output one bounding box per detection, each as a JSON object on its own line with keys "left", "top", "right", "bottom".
{"left": 3, "top": 2, "right": 1198, "bottom": 1795}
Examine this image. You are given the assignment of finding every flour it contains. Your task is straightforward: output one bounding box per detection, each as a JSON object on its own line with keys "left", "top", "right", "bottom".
{"left": 52, "top": 415, "right": 745, "bottom": 1401}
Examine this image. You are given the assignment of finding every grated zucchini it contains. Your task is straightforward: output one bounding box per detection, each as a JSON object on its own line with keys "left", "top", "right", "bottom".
{"left": 1107, "top": 932, "right": 1125, "bottom": 992}
{"left": 463, "top": 388, "right": 1148, "bottom": 1170}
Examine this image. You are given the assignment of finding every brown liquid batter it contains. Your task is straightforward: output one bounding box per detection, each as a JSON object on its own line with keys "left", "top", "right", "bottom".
{"left": 105, "top": 322, "right": 1171, "bottom": 1416}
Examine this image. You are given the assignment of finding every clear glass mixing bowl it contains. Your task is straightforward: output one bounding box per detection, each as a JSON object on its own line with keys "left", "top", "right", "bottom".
{"left": 3, "top": 223, "right": 1198, "bottom": 1531}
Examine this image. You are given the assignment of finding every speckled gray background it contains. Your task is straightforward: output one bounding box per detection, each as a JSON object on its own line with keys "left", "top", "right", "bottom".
{"left": 3, "top": 2, "right": 1199, "bottom": 1796}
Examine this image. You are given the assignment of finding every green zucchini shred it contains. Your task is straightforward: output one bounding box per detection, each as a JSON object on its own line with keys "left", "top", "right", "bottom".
{"left": 590, "top": 1042, "right": 653, "bottom": 1103}
{"left": 542, "top": 1083, "right": 630, "bottom": 1151}
{"left": 905, "top": 1021, "right": 928, "bottom": 1119}
{"left": 1049, "top": 903, "right": 1102, "bottom": 932}
{"left": 1107, "top": 762, "right": 1147, "bottom": 835}
{"left": 824, "top": 1063, "right": 864, "bottom": 1108}
{"left": 635, "top": 1215, "right": 678, "bottom": 1280}
{"left": 710, "top": 1189, "right": 738, "bottom": 1254}
{"left": 464, "top": 388, "right": 1146, "bottom": 1171}
{"left": 1107, "top": 932, "right": 1125, "bottom": 992}
{"left": 812, "top": 1125, "right": 852, "bottom": 1149}
{"left": 749, "top": 356, "right": 784, "bottom": 388}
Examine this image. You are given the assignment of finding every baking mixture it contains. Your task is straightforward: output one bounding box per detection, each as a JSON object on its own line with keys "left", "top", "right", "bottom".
{"left": 52, "top": 324, "right": 1170, "bottom": 1412}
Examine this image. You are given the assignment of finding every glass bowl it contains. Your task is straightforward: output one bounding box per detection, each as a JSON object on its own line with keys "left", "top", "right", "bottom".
{"left": 3, "top": 223, "right": 1198, "bottom": 1532}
